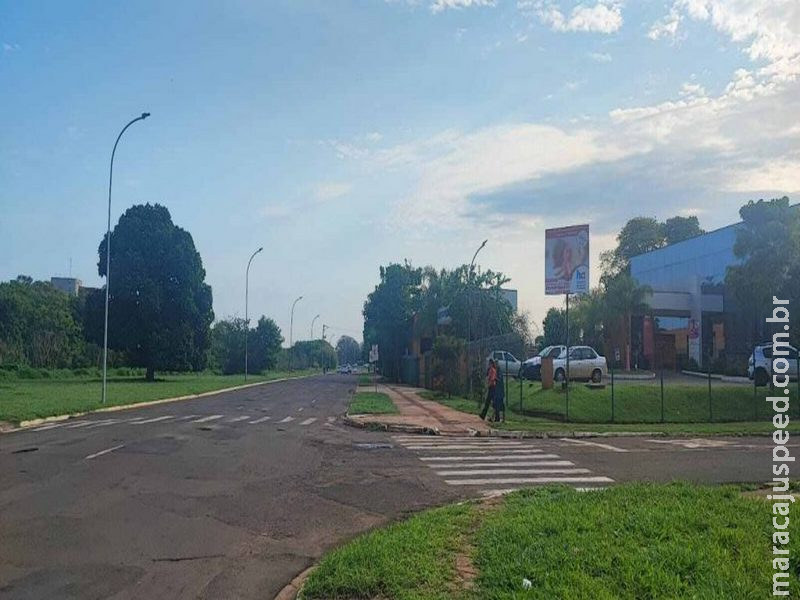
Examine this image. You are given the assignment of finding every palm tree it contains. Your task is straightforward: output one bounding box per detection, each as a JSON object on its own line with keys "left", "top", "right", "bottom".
{"left": 604, "top": 273, "right": 651, "bottom": 370}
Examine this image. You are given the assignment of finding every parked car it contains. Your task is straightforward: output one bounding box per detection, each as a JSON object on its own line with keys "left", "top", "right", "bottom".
{"left": 748, "top": 342, "right": 799, "bottom": 387}
{"left": 521, "top": 345, "right": 566, "bottom": 380}
{"left": 486, "top": 350, "right": 522, "bottom": 378}
{"left": 552, "top": 346, "right": 607, "bottom": 383}
{"left": 337, "top": 364, "right": 352, "bottom": 374}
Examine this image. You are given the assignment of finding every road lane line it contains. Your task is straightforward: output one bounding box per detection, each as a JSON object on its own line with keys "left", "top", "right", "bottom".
{"left": 278, "top": 416, "right": 295, "bottom": 423}
{"left": 33, "top": 423, "right": 67, "bottom": 432}
{"left": 559, "top": 439, "right": 629, "bottom": 453}
{"left": 444, "top": 476, "right": 614, "bottom": 486}
{"left": 66, "top": 421, "right": 94, "bottom": 429}
{"left": 84, "top": 444, "right": 125, "bottom": 460}
{"left": 428, "top": 460, "right": 574, "bottom": 469}
{"left": 132, "top": 415, "right": 174, "bottom": 425}
{"left": 435, "top": 468, "right": 591, "bottom": 476}
{"left": 421, "top": 454, "right": 561, "bottom": 461}
{"left": 191, "top": 415, "right": 224, "bottom": 423}
{"left": 327, "top": 417, "right": 336, "bottom": 423}
{"left": 175, "top": 415, "right": 199, "bottom": 421}
{"left": 84, "top": 419, "right": 120, "bottom": 429}
{"left": 228, "top": 416, "right": 250, "bottom": 423}
{"left": 300, "top": 418, "right": 317, "bottom": 426}
{"left": 403, "top": 443, "right": 525, "bottom": 450}
{"left": 249, "top": 416, "right": 272, "bottom": 424}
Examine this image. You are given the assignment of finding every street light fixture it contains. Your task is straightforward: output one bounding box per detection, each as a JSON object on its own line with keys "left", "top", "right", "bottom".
{"left": 102, "top": 112, "right": 151, "bottom": 405}
{"left": 311, "top": 314, "right": 320, "bottom": 339}
{"left": 467, "top": 239, "right": 488, "bottom": 400}
{"left": 245, "top": 246, "right": 263, "bottom": 382}
{"left": 289, "top": 295, "right": 303, "bottom": 348}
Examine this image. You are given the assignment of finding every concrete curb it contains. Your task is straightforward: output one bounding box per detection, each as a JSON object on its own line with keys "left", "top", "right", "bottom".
{"left": 612, "top": 372, "right": 656, "bottom": 380}
{"left": 681, "top": 370, "right": 750, "bottom": 384}
{"left": 5, "top": 373, "right": 317, "bottom": 434}
{"left": 274, "top": 565, "right": 317, "bottom": 600}
{"left": 342, "top": 414, "right": 440, "bottom": 435}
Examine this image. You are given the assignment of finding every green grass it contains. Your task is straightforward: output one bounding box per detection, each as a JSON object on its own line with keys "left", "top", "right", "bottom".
{"left": 303, "top": 483, "right": 800, "bottom": 599}
{"left": 303, "top": 503, "right": 476, "bottom": 600}
{"left": 0, "top": 369, "right": 318, "bottom": 424}
{"left": 349, "top": 391, "right": 399, "bottom": 415}
{"left": 420, "top": 384, "right": 800, "bottom": 435}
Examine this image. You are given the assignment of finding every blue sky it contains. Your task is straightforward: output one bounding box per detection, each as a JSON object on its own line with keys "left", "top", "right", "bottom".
{"left": 2, "top": 0, "right": 798, "bottom": 344}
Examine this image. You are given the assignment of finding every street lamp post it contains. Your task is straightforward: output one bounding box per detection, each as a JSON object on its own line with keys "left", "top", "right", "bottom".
{"left": 467, "top": 239, "right": 488, "bottom": 401}
{"left": 311, "top": 314, "right": 320, "bottom": 339}
{"left": 290, "top": 295, "right": 303, "bottom": 348}
{"left": 102, "top": 112, "right": 151, "bottom": 405}
{"left": 244, "top": 247, "right": 263, "bottom": 382}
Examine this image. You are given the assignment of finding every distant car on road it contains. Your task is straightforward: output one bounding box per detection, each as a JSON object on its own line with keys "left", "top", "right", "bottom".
{"left": 486, "top": 350, "right": 522, "bottom": 378}
{"left": 337, "top": 364, "right": 352, "bottom": 374}
{"left": 748, "top": 342, "right": 799, "bottom": 387}
{"left": 552, "top": 346, "right": 607, "bottom": 383}
{"left": 521, "top": 345, "right": 566, "bottom": 380}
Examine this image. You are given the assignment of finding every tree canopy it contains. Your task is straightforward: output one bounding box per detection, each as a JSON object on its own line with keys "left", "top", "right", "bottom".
{"left": 211, "top": 316, "right": 283, "bottom": 374}
{"left": 335, "top": 335, "right": 361, "bottom": 365}
{"left": 89, "top": 203, "right": 214, "bottom": 380}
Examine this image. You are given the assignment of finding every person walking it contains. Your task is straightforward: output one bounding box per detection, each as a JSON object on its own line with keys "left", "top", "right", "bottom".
{"left": 479, "top": 359, "right": 497, "bottom": 420}
{"left": 493, "top": 371, "right": 505, "bottom": 423}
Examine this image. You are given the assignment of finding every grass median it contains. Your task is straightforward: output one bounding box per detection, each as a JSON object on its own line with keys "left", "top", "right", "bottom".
{"left": 0, "top": 369, "right": 318, "bottom": 424}
{"left": 420, "top": 382, "right": 800, "bottom": 435}
{"left": 349, "top": 391, "right": 398, "bottom": 415}
{"left": 302, "top": 482, "right": 800, "bottom": 599}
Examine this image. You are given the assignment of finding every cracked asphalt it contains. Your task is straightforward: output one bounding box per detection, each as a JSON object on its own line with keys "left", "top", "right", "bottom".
{"left": 0, "top": 375, "right": 461, "bottom": 599}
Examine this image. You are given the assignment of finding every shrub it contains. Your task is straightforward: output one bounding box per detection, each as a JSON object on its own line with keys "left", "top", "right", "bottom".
{"left": 17, "top": 366, "right": 42, "bottom": 379}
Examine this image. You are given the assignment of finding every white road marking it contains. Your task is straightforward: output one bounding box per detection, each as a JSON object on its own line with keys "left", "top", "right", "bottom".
{"left": 132, "top": 415, "right": 174, "bottom": 425}
{"left": 327, "top": 417, "right": 336, "bottom": 423}
{"left": 191, "top": 414, "right": 224, "bottom": 423}
{"left": 65, "top": 421, "right": 94, "bottom": 429}
{"left": 429, "top": 460, "right": 574, "bottom": 469}
{"left": 176, "top": 415, "right": 199, "bottom": 421}
{"left": 249, "top": 416, "right": 272, "bottom": 424}
{"left": 435, "top": 468, "right": 591, "bottom": 477}
{"left": 84, "top": 419, "right": 120, "bottom": 429}
{"left": 421, "top": 454, "right": 560, "bottom": 461}
{"left": 300, "top": 418, "right": 317, "bottom": 426}
{"left": 84, "top": 444, "right": 125, "bottom": 460}
{"left": 444, "top": 476, "right": 614, "bottom": 486}
{"left": 33, "top": 423, "right": 66, "bottom": 432}
{"left": 647, "top": 438, "right": 735, "bottom": 449}
{"left": 404, "top": 443, "right": 525, "bottom": 450}
{"left": 559, "top": 438, "right": 629, "bottom": 453}
{"left": 278, "top": 416, "right": 295, "bottom": 423}
{"left": 410, "top": 448, "right": 542, "bottom": 455}
{"left": 228, "top": 416, "right": 250, "bottom": 423}
{"left": 298, "top": 407, "right": 304, "bottom": 412}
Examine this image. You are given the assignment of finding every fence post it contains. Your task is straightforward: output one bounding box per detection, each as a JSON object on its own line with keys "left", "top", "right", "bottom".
{"left": 519, "top": 367, "right": 523, "bottom": 414}
{"left": 505, "top": 355, "right": 509, "bottom": 421}
{"left": 751, "top": 345, "right": 757, "bottom": 420}
{"left": 707, "top": 354, "right": 713, "bottom": 422}
{"left": 796, "top": 354, "right": 799, "bottom": 418}
{"left": 611, "top": 363, "right": 615, "bottom": 423}
{"left": 660, "top": 364, "right": 665, "bottom": 423}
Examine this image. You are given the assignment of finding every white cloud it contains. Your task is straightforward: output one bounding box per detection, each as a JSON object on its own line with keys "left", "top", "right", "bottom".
{"left": 648, "top": 7, "right": 682, "bottom": 41}
{"left": 430, "top": 0, "right": 496, "bottom": 13}
{"left": 588, "top": 51, "right": 612, "bottom": 62}
{"left": 312, "top": 182, "right": 352, "bottom": 202}
{"left": 521, "top": 0, "right": 624, "bottom": 34}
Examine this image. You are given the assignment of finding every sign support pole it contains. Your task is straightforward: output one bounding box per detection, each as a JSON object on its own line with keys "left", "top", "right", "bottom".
{"left": 565, "top": 292, "right": 570, "bottom": 421}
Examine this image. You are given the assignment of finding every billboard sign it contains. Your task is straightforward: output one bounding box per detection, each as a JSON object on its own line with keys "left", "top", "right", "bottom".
{"left": 369, "top": 344, "right": 379, "bottom": 363}
{"left": 545, "top": 224, "right": 590, "bottom": 295}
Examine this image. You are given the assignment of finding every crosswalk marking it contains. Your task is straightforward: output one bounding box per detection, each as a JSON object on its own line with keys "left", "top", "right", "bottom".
{"left": 430, "top": 460, "right": 575, "bottom": 469}
{"left": 327, "top": 416, "right": 336, "bottom": 423}
{"left": 33, "top": 423, "right": 66, "bottom": 432}
{"left": 300, "top": 418, "right": 317, "bottom": 426}
{"left": 421, "top": 454, "right": 559, "bottom": 461}
{"left": 132, "top": 415, "right": 174, "bottom": 425}
{"left": 393, "top": 435, "right": 614, "bottom": 494}
{"left": 228, "top": 416, "right": 250, "bottom": 423}
{"left": 65, "top": 421, "right": 94, "bottom": 429}
{"left": 249, "top": 416, "right": 272, "bottom": 424}
{"left": 84, "top": 419, "right": 120, "bottom": 429}
{"left": 444, "top": 476, "right": 614, "bottom": 486}
{"left": 278, "top": 416, "right": 295, "bottom": 423}
{"left": 191, "top": 415, "right": 224, "bottom": 423}
{"left": 435, "top": 468, "right": 591, "bottom": 477}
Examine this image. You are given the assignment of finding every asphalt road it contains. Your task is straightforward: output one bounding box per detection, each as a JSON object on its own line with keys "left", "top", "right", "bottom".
{"left": 0, "top": 375, "right": 461, "bottom": 600}
{"left": 0, "top": 375, "right": 788, "bottom": 599}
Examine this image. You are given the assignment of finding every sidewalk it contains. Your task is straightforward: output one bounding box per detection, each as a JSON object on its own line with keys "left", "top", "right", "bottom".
{"left": 346, "top": 384, "right": 491, "bottom": 436}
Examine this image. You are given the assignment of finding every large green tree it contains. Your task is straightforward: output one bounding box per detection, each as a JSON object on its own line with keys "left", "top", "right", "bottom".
{"left": 726, "top": 197, "right": 800, "bottom": 344}
{"left": 541, "top": 307, "right": 567, "bottom": 348}
{"left": 210, "top": 316, "right": 283, "bottom": 374}
{"left": 0, "top": 276, "right": 85, "bottom": 368}
{"left": 335, "top": 335, "right": 361, "bottom": 365}
{"left": 91, "top": 204, "right": 214, "bottom": 380}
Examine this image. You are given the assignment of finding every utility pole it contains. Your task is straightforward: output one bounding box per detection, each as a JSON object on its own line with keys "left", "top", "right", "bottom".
{"left": 311, "top": 314, "right": 320, "bottom": 339}
{"left": 244, "top": 247, "right": 263, "bottom": 382}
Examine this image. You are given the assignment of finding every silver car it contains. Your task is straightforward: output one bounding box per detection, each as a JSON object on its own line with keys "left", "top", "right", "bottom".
{"left": 552, "top": 346, "right": 607, "bottom": 383}
{"left": 748, "top": 342, "right": 799, "bottom": 387}
{"left": 486, "top": 350, "right": 522, "bottom": 378}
